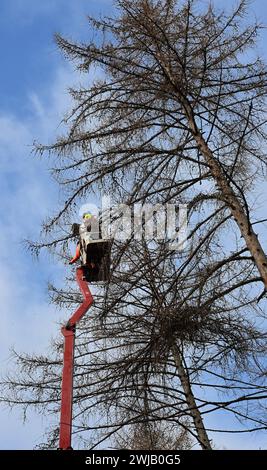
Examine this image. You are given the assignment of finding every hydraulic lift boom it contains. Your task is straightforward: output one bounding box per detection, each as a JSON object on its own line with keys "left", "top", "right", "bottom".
{"left": 58, "top": 267, "right": 94, "bottom": 450}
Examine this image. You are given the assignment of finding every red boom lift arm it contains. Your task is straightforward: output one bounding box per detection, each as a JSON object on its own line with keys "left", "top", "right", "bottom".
{"left": 59, "top": 266, "right": 94, "bottom": 450}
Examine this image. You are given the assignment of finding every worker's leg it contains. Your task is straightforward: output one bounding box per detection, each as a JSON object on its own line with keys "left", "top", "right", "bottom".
{"left": 69, "top": 243, "right": 81, "bottom": 264}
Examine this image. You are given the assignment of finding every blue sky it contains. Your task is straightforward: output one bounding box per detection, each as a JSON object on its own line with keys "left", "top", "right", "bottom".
{"left": 0, "top": 0, "right": 266, "bottom": 450}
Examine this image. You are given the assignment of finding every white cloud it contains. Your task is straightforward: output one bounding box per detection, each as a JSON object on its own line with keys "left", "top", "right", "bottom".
{"left": 0, "top": 265, "right": 60, "bottom": 358}
{"left": 0, "top": 65, "right": 81, "bottom": 449}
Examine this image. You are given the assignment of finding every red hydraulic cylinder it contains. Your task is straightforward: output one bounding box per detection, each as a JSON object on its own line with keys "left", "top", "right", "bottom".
{"left": 59, "top": 267, "right": 94, "bottom": 450}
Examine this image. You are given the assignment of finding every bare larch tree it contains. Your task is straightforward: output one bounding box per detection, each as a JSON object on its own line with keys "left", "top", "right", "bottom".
{"left": 34, "top": 0, "right": 267, "bottom": 289}
{"left": 1, "top": 0, "right": 267, "bottom": 450}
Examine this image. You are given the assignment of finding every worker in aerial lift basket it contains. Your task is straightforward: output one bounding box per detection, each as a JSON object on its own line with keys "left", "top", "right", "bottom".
{"left": 69, "top": 211, "right": 110, "bottom": 282}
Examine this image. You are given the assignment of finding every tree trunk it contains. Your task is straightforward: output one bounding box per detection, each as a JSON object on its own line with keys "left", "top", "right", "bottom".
{"left": 171, "top": 343, "right": 212, "bottom": 450}
{"left": 157, "top": 57, "right": 267, "bottom": 291}
{"left": 181, "top": 98, "right": 267, "bottom": 290}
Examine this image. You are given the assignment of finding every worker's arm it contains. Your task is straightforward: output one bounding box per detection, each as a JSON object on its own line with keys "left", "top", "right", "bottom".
{"left": 69, "top": 243, "right": 81, "bottom": 264}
